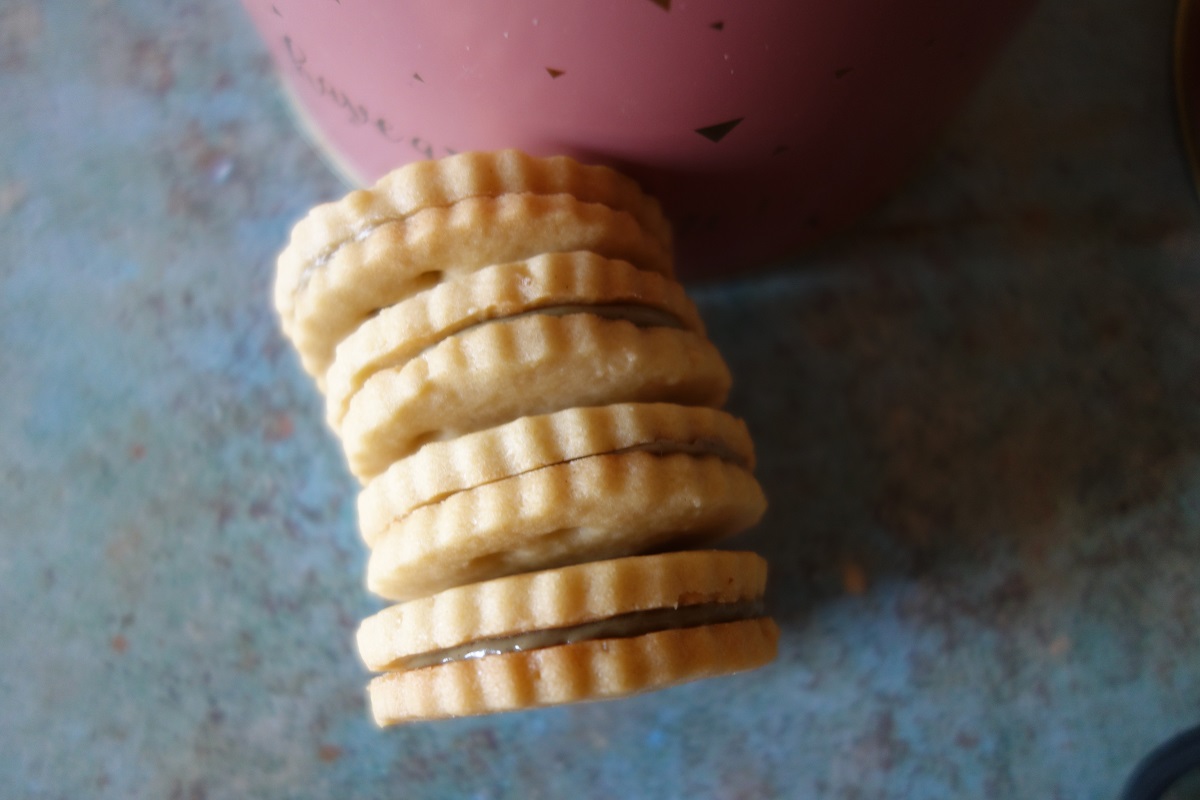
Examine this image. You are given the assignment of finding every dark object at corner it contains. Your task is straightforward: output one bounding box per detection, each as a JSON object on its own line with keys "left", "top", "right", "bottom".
{"left": 1121, "top": 724, "right": 1200, "bottom": 800}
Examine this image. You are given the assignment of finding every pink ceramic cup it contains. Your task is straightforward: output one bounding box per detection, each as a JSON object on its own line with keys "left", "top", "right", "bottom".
{"left": 243, "top": 0, "right": 1035, "bottom": 277}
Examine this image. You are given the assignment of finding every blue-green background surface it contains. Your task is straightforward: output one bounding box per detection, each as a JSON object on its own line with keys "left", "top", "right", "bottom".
{"left": 2, "top": 1, "right": 1198, "bottom": 797}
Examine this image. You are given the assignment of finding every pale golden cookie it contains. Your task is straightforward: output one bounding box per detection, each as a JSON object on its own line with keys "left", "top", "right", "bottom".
{"left": 365, "top": 451, "right": 766, "bottom": 601}
{"left": 340, "top": 314, "right": 732, "bottom": 482}
{"left": 357, "top": 551, "right": 768, "bottom": 672}
{"left": 324, "top": 252, "right": 705, "bottom": 430}
{"left": 276, "top": 150, "right": 671, "bottom": 323}
{"left": 357, "top": 403, "right": 755, "bottom": 547}
{"left": 366, "top": 618, "right": 779, "bottom": 725}
{"left": 278, "top": 192, "right": 674, "bottom": 380}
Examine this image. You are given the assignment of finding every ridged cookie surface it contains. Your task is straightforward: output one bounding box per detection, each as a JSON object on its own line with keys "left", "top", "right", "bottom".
{"left": 366, "top": 451, "right": 766, "bottom": 601}
{"left": 358, "top": 551, "right": 767, "bottom": 671}
{"left": 366, "top": 618, "right": 779, "bottom": 725}
{"left": 340, "top": 314, "right": 732, "bottom": 482}
{"left": 277, "top": 150, "right": 671, "bottom": 313}
{"left": 358, "top": 403, "right": 755, "bottom": 546}
{"left": 324, "top": 252, "right": 705, "bottom": 430}
{"left": 278, "top": 193, "right": 674, "bottom": 379}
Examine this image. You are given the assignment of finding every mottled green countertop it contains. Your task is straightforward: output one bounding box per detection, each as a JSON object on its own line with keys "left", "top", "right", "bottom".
{"left": 2, "top": 0, "right": 1198, "bottom": 798}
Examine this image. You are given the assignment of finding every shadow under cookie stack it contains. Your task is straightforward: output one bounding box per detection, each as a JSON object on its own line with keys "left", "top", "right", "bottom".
{"left": 274, "top": 150, "right": 778, "bottom": 725}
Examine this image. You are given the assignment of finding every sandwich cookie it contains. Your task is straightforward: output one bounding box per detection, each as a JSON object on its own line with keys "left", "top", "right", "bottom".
{"left": 357, "top": 402, "right": 756, "bottom": 547}
{"left": 323, "top": 251, "right": 706, "bottom": 432}
{"left": 359, "top": 551, "right": 778, "bottom": 725}
{"left": 364, "top": 417, "right": 765, "bottom": 601}
{"left": 340, "top": 312, "right": 731, "bottom": 482}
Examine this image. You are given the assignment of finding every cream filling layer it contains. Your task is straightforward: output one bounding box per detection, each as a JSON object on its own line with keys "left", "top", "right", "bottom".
{"left": 379, "top": 437, "right": 752, "bottom": 533}
{"left": 598, "top": 439, "right": 747, "bottom": 467}
{"left": 500, "top": 303, "right": 685, "bottom": 329}
{"left": 394, "top": 600, "right": 765, "bottom": 671}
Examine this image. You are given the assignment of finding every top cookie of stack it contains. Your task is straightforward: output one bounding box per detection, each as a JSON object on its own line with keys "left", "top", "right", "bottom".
{"left": 274, "top": 151, "right": 774, "bottom": 723}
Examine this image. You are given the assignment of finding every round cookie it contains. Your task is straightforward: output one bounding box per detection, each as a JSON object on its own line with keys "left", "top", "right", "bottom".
{"left": 324, "top": 252, "right": 706, "bottom": 430}
{"left": 340, "top": 314, "right": 732, "bottom": 482}
{"left": 276, "top": 149, "right": 672, "bottom": 325}
{"left": 357, "top": 403, "right": 756, "bottom": 547}
{"left": 358, "top": 551, "right": 769, "bottom": 672}
{"left": 367, "top": 618, "right": 779, "bottom": 725}
{"left": 365, "top": 451, "right": 766, "bottom": 601}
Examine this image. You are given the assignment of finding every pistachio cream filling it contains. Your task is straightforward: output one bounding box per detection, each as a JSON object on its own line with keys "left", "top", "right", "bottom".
{"left": 603, "top": 439, "right": 748, "bottom": 467}
{"left": 409, "top": 303, "right": 687, "bottom": 357}
{"left": 385, "top": 436, "right": 751, "bottom": 527}
{"left": 502, "top": 303, "right": 685, "bottom": 329}
{"left": 395, "top": 600, "right": 765, "bottom": 671}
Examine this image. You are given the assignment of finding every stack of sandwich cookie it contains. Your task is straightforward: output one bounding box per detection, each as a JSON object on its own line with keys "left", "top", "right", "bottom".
{"left": 274, "top": 150, "right": 778, "bottom": 724}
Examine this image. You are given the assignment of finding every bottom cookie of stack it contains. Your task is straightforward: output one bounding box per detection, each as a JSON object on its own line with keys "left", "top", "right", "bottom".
{"left": 358, "top": 551, "right": 779, "bottom": 724}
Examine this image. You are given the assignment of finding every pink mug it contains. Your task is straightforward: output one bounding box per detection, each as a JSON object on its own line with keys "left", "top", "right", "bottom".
{"left": 243, "top": 0, "right": 1036, "bottom": 277}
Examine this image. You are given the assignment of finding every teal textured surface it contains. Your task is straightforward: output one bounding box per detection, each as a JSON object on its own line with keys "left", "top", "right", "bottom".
{"left": 1, "top": 0, "right": 1198, "bottom": 798}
